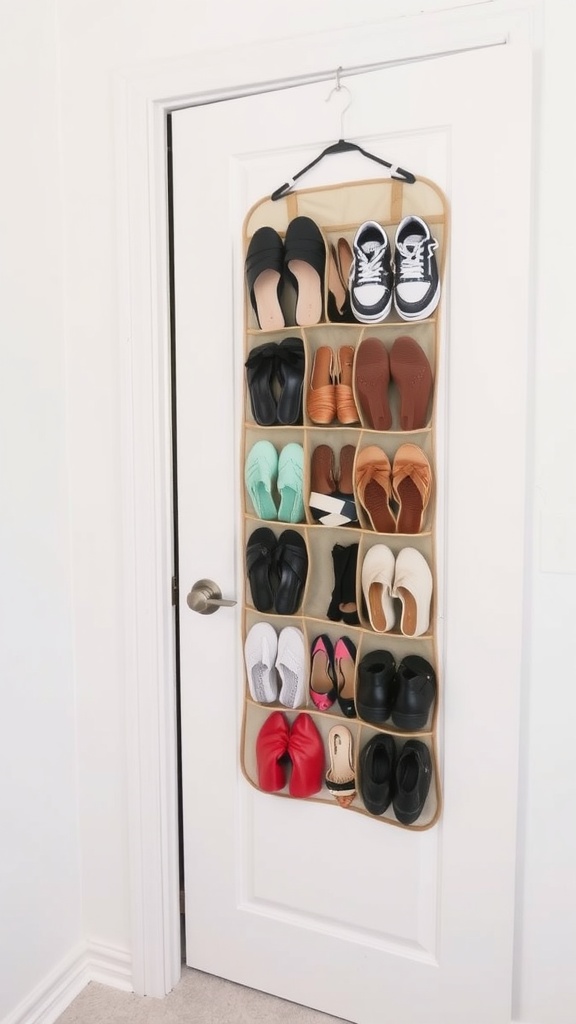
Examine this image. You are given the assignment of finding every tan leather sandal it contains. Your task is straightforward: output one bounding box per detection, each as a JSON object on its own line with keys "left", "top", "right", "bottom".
{"left": 335, "top": 345, "right": 360, "bottom": 424}
{"left": 392, "top": 443, "right": 432, "bottom": 534}
{"left": 355, "top": 445, "right": 396, "bottom": 533}
{"left": 306, "top": 346, "right": 336, "bottom": 424}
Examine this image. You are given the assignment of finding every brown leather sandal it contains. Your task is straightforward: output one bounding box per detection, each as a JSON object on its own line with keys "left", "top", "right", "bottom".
{"left": 335, "top": 345, "right": 360, "bottom": 424}
{"left": 355, "top": 445, "right": 396, "bottom": 533}
{"left": 306, "top": 346, "right": 336, "bottom": 424}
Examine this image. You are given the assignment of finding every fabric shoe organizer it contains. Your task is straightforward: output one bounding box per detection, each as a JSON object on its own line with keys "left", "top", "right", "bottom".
{"left": 240, "top": 175, "right": 448, "bottom": 830}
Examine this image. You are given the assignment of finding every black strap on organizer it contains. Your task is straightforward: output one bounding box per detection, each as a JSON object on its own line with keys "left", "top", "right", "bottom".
{"left": 271, "top": 139, "right": 416, "bottom": 201}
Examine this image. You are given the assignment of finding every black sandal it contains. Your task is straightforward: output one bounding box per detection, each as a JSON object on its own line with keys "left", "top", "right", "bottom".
{"left": 246, "top": 527, "right": 277, "bottom": 612}
{"left": 274, "top": 530, "right": 308, "bottom": 615}
{"left": 276, "top": 337, "right": 305, "bottom": 425}
{"left": 244, "top": 343, "right": 278, "bottom": 426}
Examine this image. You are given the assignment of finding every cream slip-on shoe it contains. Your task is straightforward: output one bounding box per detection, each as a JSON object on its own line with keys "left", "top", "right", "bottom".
{"left": 393, "top": 547, "right": 433, "bottom": 637}
{"left": 361, "top": 544, "right": 396, "bottom": 633}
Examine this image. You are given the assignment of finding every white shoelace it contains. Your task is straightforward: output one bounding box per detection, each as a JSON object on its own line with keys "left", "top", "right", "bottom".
{"left": 397, "top": 237, "right": 437, "bottom": 281}
{"left": 356, "top": 244, "right": 387, "bottom": 284}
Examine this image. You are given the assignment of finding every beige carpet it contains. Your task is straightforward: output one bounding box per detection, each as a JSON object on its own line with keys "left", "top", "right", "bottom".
{"left": 56, "top": 968, "right": 351, "bottom": 1023}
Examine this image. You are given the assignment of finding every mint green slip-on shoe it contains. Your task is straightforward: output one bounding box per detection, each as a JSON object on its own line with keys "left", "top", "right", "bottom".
{"left": 245, "top": 440, "right": 279, "bottom": 520}
{"left": 277, "top": 443, "right": 304, "bottom": 523}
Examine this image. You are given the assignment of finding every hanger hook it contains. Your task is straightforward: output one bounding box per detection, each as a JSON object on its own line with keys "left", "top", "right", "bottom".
{"left": 325, "top": 67, "right": 352, "bottom": 138}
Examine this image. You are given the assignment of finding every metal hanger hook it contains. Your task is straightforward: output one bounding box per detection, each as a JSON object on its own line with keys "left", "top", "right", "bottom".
{"left": 325, "top": 67, "right": 352, "bottom": 138}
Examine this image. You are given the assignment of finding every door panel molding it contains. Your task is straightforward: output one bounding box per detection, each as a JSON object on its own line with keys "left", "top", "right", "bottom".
{"left": 115, "top": 8, "right": 535, "bottom": 999}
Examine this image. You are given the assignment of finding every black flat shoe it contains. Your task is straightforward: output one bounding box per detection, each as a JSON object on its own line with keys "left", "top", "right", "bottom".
{"left": 326, "top": 542, "right": 360, "bottom": 625}
{"left": 357, "top": 650, "right": 397, "bottom": 724}
{"left": 391, "top": 656, "right": 436, "bottom": 731}
{"left": 359, "top": 733, "right": 396, "bottom": 816}
{"left": 393, "top": 740, "right": 432, "bottom": 825}
{"left": 244, "top": 342, "right": 278, "bottom": 426}
{"left": 245, "top": 226, "right": 285, "bottom": 330}
{"left": 274, "top": 529, "right": 308, "bottom": 615}
{"left": 276, "top": 337, "right": 305, "bottom": 425}
{"left": 246, "top": 527, "right": 277, "bottom": 612}
{"left": 284, "top": 216, "right": 326, "bottom": 327}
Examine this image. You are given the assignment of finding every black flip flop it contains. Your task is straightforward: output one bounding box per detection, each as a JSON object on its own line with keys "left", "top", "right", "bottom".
{"left": 244, "top": 343, "right": 278, "bottom": 426}
{"left": 246, "top": 527, "right": 277, "bottom": 612}
{"left": 274, "top": 530, "right": 308, "bottom": 615}
{"left": 276, "top": 337, "right": 305, "bottom": 425}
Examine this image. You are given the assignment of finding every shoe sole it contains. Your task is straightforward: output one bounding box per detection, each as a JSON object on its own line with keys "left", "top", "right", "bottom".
{"left": 354, "top": 338, "right": 392, "bottom": 431}
{"left": 357, "top": 703, "right": 392, "bottom": 724}
{"left": 350, "top": 293, "right": 393, "bottom": 323}
{"left": 394, "top": 283, "right": 441, "bottom": 322}
{"left": 390, "top": 711, "right": 429, "bottom": 730}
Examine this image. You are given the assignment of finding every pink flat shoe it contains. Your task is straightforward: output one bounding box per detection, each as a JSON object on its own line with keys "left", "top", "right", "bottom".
{"left": 309, "top": 634, "right": 337, "bottom": 710}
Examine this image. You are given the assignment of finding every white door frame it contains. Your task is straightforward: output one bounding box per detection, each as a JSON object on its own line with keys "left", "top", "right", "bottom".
{"left": 115, "top": 6, "right": 536, "bottom": 999}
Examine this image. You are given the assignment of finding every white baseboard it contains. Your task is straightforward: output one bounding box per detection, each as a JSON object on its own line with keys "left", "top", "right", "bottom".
{"left": 1, "top": 940, "right": 133, "bottom": 1024}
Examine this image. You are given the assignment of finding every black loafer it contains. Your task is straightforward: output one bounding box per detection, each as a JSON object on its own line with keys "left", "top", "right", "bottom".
{"left": 393, "top": 740, "right": 432, "bottom": 825}
{"left": 246, "top": 527, "right": 277, "bottom": 612}
{"left": 359, "top": 733, "right": 396, "bottom": 816}
{"left": 356, "top": 650, "right": 397, "bottom": 724}
{"left": 245, "top": 227, "right": 285, "bottom": 330}
{"left": 391, "top": 656, "right": 436, "bottom": 731}
{"left": 274, "top": 529, "right": 308, "bottom": 615}
{"left": 284, "top": 216, "right": 326, "bottom": 327}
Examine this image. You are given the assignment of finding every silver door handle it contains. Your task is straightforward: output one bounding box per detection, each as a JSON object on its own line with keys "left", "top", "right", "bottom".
{"left": 186, "top": 579, "right": 237, "bottom": 615}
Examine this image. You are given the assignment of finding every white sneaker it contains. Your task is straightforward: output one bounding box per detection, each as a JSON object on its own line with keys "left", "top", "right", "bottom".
{"left": 276, "top": 626, "right": 307, "bottom": 708}
{"left": 349, "top": 221, "right": 393, "bottom": 323}
{"left": 361, "top": 544, "right": 396, "bottom": 632}
{"left": 244, "top": 622, "right": 278, "bottom": 703}
{"left": 393, "top": 215, "right": 440, "bottom": 321}
{"left": 393, "top": 547, "right": 433, "bottom": 637}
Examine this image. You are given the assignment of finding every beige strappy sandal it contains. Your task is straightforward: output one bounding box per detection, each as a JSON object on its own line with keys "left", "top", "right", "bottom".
{"left": 325, "top": 725, "right": 356, "bottom": 808}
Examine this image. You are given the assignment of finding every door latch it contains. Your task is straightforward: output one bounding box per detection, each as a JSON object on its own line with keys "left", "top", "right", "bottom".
{"left": 186, "top": 579, "right": 237, "bottom": 615}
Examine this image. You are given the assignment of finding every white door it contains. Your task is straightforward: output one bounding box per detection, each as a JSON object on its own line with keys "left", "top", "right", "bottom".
{"left": 172, "top": 46, "right": 532, "bottom": 1024}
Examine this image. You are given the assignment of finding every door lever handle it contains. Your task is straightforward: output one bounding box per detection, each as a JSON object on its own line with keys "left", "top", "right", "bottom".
{"left": 186, "top": 579, "right": 237, "bottom": 615}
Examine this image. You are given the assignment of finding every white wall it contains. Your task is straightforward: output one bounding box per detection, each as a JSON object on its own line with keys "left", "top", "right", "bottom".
{"left": 2, "top": 0, "right": 575, "bottom": 1022}
{"left": 0, "top": 1, "right": 82, "bottom": 1019}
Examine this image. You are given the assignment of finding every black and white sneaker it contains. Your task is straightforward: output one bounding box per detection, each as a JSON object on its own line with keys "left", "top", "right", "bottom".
{"left": 393, "top": 215, "right": 440, "bottom": 321}
{"left": 349, "top": 221, "right": 393, "bottom": 323}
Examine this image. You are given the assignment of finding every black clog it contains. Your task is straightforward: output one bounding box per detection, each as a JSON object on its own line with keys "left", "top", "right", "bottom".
{"left": 245, "top": 227, "right": 285, "bottom": 330}
{"left": 283, "top": 216, "right": 326, "bottom": 327}
{"left": 393, "top": 740, "right": 432, "bottom": 826}
{"left": 359, "top": 733, "right": 396, "bottom": 816}
{"left": 356, "top": 650, "right": 397, "bottom": 724}
{"left": 391, "top": 656, "right": 436, "bottom": 731}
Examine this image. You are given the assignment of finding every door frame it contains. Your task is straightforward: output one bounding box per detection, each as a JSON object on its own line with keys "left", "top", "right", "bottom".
{"left": 115, "top": 5, "right": 536, "bottom": 999}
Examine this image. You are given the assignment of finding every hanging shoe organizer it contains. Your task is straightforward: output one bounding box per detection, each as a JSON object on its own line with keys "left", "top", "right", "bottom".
{"left": 240, "top": 175, "right": 448, "bottom": 830}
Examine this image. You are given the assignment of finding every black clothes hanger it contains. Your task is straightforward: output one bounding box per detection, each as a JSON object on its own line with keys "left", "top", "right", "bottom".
{"left": 271, "top": 139, "right": 416, "bottom": 201}
{"left": 272, "top": 69, "right": 415, "bottom": 200}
